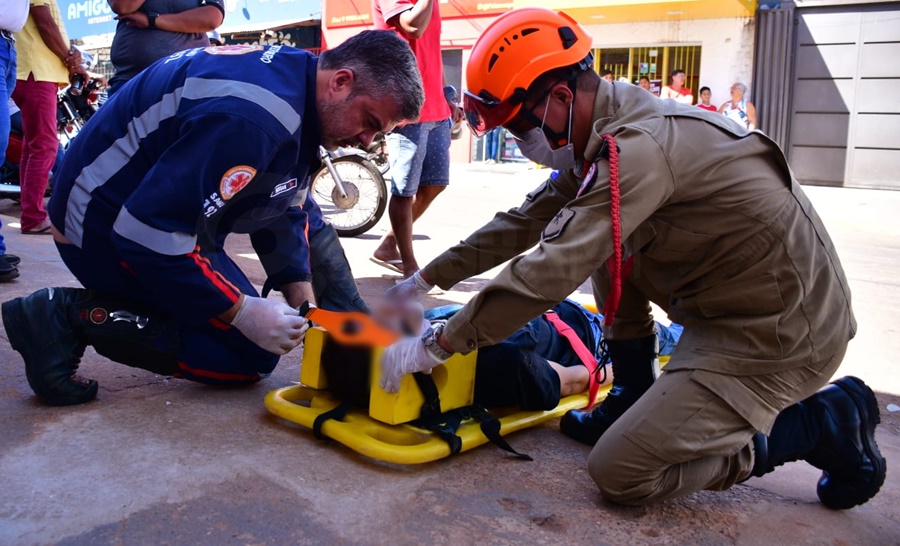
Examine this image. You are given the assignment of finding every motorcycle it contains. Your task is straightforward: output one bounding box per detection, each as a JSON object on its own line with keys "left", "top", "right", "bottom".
{"left": 313, "top": 87, "right": 462, "bottom": 238}
{"left": 57, "top": 75, "right": 104, "bottom": 146}
{"left": 311, "top": 134, "right": 389, "bottom": 238}
{"left": 1, "top": 48, "right": 103, "bottom": 201}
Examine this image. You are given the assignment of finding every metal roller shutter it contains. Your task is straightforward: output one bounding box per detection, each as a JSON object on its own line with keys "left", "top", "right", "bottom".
{"left": 788, "top": 2, "right": 900, "bottom": 189}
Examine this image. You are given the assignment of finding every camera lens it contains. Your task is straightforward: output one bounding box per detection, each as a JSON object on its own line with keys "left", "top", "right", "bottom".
{"left": 70, "top": 74, "right": 84, "bottom": 96}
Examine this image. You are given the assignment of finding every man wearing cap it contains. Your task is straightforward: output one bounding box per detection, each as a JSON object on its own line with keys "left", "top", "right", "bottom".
{"left": 379, "top": 7, "right": 885, "bottom": 509}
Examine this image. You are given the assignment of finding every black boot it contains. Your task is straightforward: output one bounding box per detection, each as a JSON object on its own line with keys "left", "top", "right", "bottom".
{"left": 749, "top": 376, "right": 886, "bottom": 510}
{"left": 2, "top": 287, "right": 180, "bottom": 406}
{"left": 0, "top": 256, "right": 19, "bottom": 282}
{"left": 559, "top": 334, "right": 659, "bottom": 445}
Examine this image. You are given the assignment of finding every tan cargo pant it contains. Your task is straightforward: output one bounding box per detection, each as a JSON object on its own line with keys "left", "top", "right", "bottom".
{"left": 587, "top": 346, "right": 846, "bottom": 505}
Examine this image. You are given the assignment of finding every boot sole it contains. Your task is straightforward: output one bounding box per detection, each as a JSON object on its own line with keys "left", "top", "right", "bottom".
{"left": 2, "top": 297, "right": 98, "bottom": 406}
{"left": 823, "top": 376, "right": 886, "bottom": 509}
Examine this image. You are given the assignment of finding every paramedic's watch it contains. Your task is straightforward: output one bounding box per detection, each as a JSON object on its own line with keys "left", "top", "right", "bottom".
{"left": 147, "top": 11, "right": 159, "bottom": 29}
{"left": 422, "top": 323, "right": 452, "bottom": 362}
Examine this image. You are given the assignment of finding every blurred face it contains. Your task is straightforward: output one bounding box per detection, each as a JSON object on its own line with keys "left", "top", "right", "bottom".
{"left": 671, "top": 72, "right": 685, "bottom": 87}
{"left": 700, "top": 88, "right": 711, "bottom": 104}
{"left": 602, "top": 73, "right": 614, "bottom": 83}
{"left": 318, "top": 68, "right": 402, "bottom": 150}
{"left": 639, "top": 79, "right": 650, "bottom": 90}
{"left": 372, "top": 299, "right": 429, "bottom": 336}
{"left": 730, "top": 84, "right": 744, "bottom": 101}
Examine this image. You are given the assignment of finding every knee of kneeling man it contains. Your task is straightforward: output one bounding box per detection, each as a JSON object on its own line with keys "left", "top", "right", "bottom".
{"left": 596, "top": 480, "right": 655, "bottom": 506}
{"left": 591, "top": 466, "right": 657, "bottom": 506}
{"left": 588, "top": 448, "right": 658, "bottom": 506}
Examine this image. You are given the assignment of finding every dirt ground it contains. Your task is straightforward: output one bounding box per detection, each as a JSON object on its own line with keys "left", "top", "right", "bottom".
{"left": 1, "top": 164, "right": 898, "bottom": 545}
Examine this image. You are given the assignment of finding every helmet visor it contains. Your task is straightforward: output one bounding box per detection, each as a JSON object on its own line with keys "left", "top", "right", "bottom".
{"left": 463, "top": 91, "right": 522, "bottom": 138}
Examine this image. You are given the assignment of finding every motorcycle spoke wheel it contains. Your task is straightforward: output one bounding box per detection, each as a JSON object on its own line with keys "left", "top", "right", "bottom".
{"left": 312, "top": 156, "right": 386, "bottom": 238}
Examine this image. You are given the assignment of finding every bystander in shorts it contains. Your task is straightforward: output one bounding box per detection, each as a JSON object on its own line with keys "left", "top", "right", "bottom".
{"left": 387, "top": 118, "right": 451, "bottom": 197}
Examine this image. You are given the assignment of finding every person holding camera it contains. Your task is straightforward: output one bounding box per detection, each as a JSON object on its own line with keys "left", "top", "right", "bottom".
{"left": 12, "top": 0, "right": 88, "bottom": 235}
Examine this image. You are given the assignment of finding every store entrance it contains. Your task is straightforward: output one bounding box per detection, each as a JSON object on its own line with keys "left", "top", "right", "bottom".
{"left": 595, "top": 45, "right": 701, "bottom": 101}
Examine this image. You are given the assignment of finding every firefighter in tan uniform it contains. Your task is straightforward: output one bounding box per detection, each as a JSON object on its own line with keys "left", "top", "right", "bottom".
{"left": 379, "top": 8, "right": 885, "bottom": 508}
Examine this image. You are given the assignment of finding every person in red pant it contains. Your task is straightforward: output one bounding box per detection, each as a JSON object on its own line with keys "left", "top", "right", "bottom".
{"left": 12, "top": 0, "right": 87, "bottom": 234}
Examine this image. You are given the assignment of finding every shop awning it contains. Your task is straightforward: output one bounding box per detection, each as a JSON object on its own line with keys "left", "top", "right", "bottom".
{"left": 519, "top": 0, "right": 757, "bottom": 24}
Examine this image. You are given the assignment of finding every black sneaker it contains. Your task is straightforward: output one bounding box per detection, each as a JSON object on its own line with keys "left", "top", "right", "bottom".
{"left": 2, "top": 287, "right": 98, "bottom": 405}
{"left": 2, "top": 254, "right": 20, "bottom": 267}
{"left": 0, "top": 260, "right": 18, "bottom": 282}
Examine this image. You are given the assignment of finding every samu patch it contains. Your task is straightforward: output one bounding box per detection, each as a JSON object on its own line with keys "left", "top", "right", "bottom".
{"left": 542, "top": 208, "right": 576, "bottom": 241}
{"left": 271, "top": 178, "right": 298, "bottom": 198}
{"left": 220, "top": 165, "right": 257, "bottom": 200}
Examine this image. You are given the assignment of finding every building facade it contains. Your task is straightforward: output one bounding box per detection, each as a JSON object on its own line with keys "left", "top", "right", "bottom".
{"left": 322, "top": 0, "right": 758, "bottom": 162}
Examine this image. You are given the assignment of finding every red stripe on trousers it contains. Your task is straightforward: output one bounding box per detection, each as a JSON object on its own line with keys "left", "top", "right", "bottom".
{"left": 188, "top": 247, "right": 241, "bottom": 303}
{"left": 177, "top": 361, "right": 259, "bottom": 382}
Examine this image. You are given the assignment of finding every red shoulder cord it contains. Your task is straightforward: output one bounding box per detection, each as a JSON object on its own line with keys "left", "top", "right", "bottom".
{"left": 599, "top": 133, "right": 627, "bottom": 328}
{"left": 552, "top": 134, "right": 627, "bottom": 407}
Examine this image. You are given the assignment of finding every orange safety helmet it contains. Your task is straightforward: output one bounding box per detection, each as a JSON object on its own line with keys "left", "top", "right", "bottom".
{"left": 463, "top": 8, "right": 593, "bottom": 137}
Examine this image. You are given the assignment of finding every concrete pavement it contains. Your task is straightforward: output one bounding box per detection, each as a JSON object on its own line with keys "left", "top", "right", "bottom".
{"left": 1, "top": 164, "right": 898, "bottom": 545}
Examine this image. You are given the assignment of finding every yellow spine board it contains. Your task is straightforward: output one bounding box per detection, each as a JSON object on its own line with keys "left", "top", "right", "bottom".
{"left": 368, "top": 347, "right": 477, "bottom": 425}
{"left": 299, "top": 327, "right": 330, "bottom": 389}
{"left": 300, "top": 326, "right": 478, "bottom": 425}
{"left": 275, "top": 317, "right": 672, "bottom": 464}
{"left": 264, "top": 385, "right": 600, "bottom": 464}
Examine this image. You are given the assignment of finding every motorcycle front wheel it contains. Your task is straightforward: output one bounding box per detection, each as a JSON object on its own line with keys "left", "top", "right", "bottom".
{"left": 311, "top": 155, "right": 387, "bottom": 238}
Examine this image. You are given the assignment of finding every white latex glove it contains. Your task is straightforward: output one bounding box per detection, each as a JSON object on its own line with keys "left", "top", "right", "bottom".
{"left": 385, "top": 271, "right": 434, "bottom": 302}
{"left": 379, "top": 336, "right": 445, "bottom": 393}
{"left": 230, "top": 296, "right": 309, "bottom": 355}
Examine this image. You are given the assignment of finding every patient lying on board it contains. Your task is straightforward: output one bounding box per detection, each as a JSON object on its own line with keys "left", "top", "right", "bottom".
{"left": 320, "top": 299, "right": 682, "bottom": 412}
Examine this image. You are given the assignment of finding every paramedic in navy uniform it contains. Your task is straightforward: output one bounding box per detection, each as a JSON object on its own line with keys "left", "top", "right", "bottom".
{"left": 1, "top": 31, "right": 425, "bottom": 406}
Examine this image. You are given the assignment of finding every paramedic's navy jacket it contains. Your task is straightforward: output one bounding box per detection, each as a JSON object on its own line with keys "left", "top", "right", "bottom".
{"left": 49, "top": 45, "right": 324, "bottom": 324}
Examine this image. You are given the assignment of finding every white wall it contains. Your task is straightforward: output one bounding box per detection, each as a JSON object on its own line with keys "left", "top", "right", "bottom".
{"left": 581, "top": 16, "right": 756, "bottom": 109}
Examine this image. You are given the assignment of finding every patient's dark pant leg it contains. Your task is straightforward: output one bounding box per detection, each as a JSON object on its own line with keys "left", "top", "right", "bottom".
{"left": 474, "top": 323, "right": 561, "bottom": 411}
